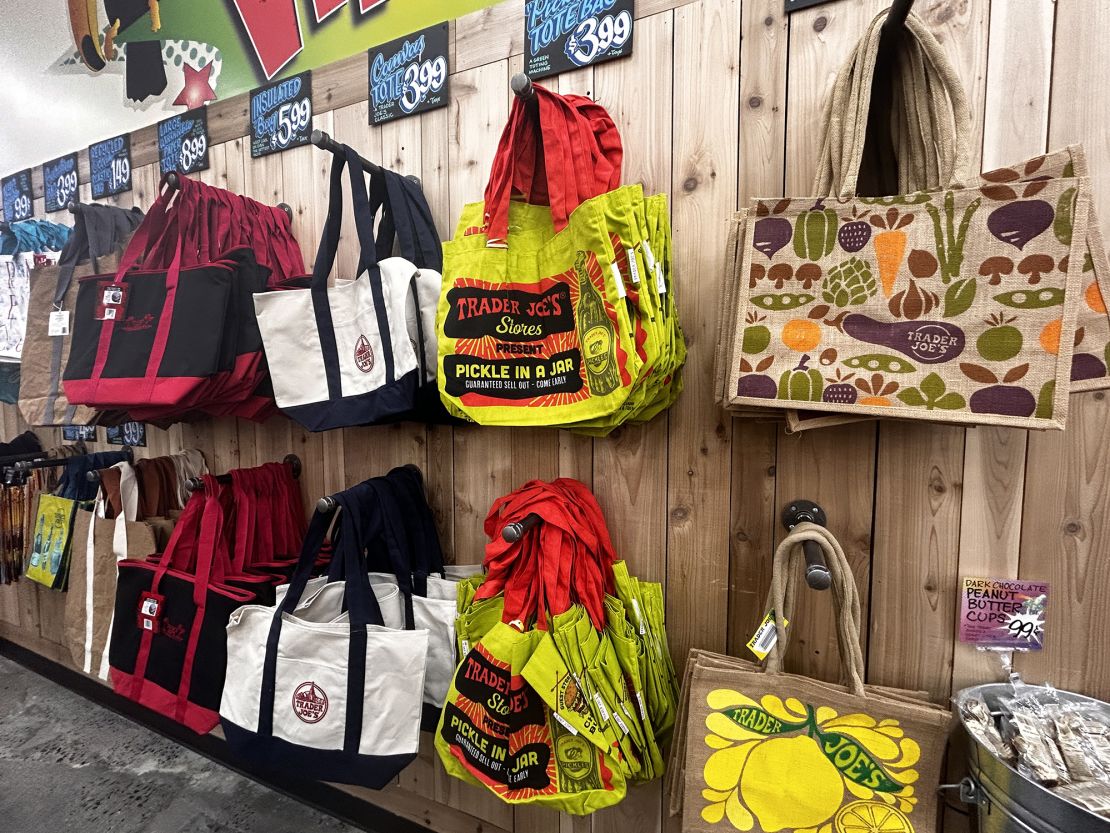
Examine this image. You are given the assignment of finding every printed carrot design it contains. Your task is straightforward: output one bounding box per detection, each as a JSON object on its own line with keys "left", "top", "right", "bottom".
{"left": 870, "top": 208, "right": 913, "bottom": 297}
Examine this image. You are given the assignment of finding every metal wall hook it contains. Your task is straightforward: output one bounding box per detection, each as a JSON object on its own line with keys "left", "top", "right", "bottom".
{"left": 310, "top": 129, "right": 383, "bottom": 175}
{"left": 283, "top": 454, "right": 302, "bottom": 478}
{"left": 781, "top": 500, "right": 832, "bottom": 591}
{"left": 503, "top": 512, "right": 541, "bottom": 543}
{"left": 277, "top": 203, "right": 294, "bottom": 221}
{"left": 511, "top": 73, "right": 535, "bottom": 101}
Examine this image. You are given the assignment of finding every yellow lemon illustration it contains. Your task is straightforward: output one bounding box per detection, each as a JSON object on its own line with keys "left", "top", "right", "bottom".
{"left": 834, "top": 800, "right": 913, "bottom": 833}
{"left": 740, "top": 735, "right": 843, "bottom": 832}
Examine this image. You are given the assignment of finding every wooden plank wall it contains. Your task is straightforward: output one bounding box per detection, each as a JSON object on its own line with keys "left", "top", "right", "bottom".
{"left": 3, "top": 1, "right": 1110, "bottom": 831}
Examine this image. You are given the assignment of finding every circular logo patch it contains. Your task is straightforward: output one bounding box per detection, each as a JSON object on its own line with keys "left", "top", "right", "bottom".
{"left": 354, "top": 334, "right": 375, "bottom": 373}
{"left": 292, "top": 681, "right": 328, "bottom": 723}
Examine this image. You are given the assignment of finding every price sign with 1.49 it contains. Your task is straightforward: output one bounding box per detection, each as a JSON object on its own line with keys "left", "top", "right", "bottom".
{"left": 43, "top": 153, "right": 80, "bottom": 213}
{"left": 157, "top": 108, "right": 210, "bottom": 176}
{"left": 2, "top": 169, "right": 34, "bottom": 222}
{"left": 89, "top": 135, "right": 132, "bottom": 199}
{"left": 250, "top": 70, "right": 313, "bottom": 158}
{"left": 525, "top": 0, "right": 634, "bottom": 80}
{"left": 367, "top": 23, "right": 450, "bottom": 125}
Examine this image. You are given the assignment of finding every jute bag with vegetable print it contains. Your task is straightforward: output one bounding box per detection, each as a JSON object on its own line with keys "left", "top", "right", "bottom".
{"left": 722, "top": 11, "right": 1092, "bottom": 429}
{"left": 681, "top": 523, "right": 951, "bottom": 833}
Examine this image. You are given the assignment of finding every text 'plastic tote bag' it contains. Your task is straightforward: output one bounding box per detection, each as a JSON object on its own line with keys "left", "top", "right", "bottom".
{"left": 255, "top": 144, "right": 445, "bottom": 431}
{"left": 220, "top": 482, "right": 428, "bottom": 788}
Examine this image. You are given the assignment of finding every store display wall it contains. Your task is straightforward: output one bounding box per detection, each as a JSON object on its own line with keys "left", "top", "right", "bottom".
{"left": 1, "top": 1, "right": 1109, "bottom": 832}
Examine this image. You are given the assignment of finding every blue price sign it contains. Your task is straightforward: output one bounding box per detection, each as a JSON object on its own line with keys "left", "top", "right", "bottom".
{"left": 43, "top": 153, "right": 80, "bottom": 213}
{"left": 106, "top": 421, "right": 146, "bottom": 447}
{"left": 2, "top": 169, "right": 34, "bottom": 222}
{"left": 89, "top": 135, "right": 132, "bottom": 199}
{"left": 62, "top": 425, "right": 98, "bottom": 442}
{"left": 367, "top": 23, "right": 450, "bottom": 126}
{"left": 250, "top": 70, "right": 313, "bottom": 158}
{"left": 158, "top": 108, "right": 210, "bottom": 176}
{"left": 525, "top": 0, "right": 634, "bottom": 80}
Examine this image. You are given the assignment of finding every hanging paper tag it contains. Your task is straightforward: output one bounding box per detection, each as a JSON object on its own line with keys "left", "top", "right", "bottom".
{"left": 642, "top": 241, "right": 657, "bottom": 272}
{"left": 94, "top": 281, "right": 129, "bottom": 321}
{"left": 612, "top": 708, "right": 630, "bottom": 735}
{"left": 635, "top": 690, "right": 648, "bottom": 720}
{"left": 655, "top": 262, "right": 667, "bottom": 295}
{"left": 592, "top": 691, "right": 611, "bottom": 722}
{"left": 553, "top": 710, "right": 579, "bottom": 735}
{"left": 626, "top": 249, "right": 641, "bottom": 284}
{"left": 48, "top": 310, "right": 70, "bottom": 337}
{"left": 137, "top": 591, "right": 164, "bottom": 633}
{"left": 460, "top": 638, "right": 470, "bottom": 656}
{"left": 631, "top": 598, "right": 646, "bottom": 635}
{"left": 747, "top": 610, "right": 789, "bottom": 660}
{"left": 610, "top": 263, "right": 627, "bottom": 300}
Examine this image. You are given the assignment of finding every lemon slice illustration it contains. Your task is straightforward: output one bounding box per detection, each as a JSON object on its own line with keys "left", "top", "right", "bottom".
{"left": 834, "top": 800, "right": 914, "bottom": 833}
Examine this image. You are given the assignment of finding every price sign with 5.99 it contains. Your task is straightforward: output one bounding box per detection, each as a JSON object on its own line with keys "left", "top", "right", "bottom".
{"left": 525, "top": 0, "right": 634, "bottom": 80}
{"left": 2, "top": 169, "right": 34, "bottom": 223}
{"left": 250, "top": 70, "right": 313, "bottom": 158}
{"left": 367, "top": 23, "right": 450, "bottom": 126}
{"left": 43, "top": 153, "right": 80, "bottom": 213}
{"left": 89, "top": 135, "right": 132, "bottom": 199}
{"left": 158, "top": 108, "right": 210, "bottom": 176}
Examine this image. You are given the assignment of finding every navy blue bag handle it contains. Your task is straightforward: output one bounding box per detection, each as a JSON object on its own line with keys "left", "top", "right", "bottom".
{"left": 309, "top": 145, "right": 397, "bottom": 400}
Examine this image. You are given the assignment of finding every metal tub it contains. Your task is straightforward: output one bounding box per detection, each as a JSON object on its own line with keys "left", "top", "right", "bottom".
{"left": 955, "top": 683, "right": 1110, "bottom": 833}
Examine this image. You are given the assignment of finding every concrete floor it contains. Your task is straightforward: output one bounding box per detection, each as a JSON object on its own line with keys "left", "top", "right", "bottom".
{"left": 0, "top": 655, "right": 363, "bottom": 833}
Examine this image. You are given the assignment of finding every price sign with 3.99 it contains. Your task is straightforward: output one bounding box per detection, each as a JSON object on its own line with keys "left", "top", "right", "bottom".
{"left": 43, "top": 153, "right": 80, "bottom": 213}
{"left": 367, "top": 23, "right": 450, "bottom": 126}
{"left": 2, "top": 169, "right": 34, "bottom": 222}
{"left": 250, "top": 70, "right": 313, "bottom": 158}
{"left": 525, "top": 0, "right": 634, "bottom": 80}
{"left": 158, "top": 108, "right": 210, "bottom": 176}
{"left": 89, "top": 135, "right": 132, "bottom": 199}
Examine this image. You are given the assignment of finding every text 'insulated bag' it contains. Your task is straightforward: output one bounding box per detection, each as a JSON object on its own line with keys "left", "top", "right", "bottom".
{"left": 255, "top": 144, "right": 446, "bottom": 431}
{"left": 221, "top": 481, "right": 428, "bottom": 788}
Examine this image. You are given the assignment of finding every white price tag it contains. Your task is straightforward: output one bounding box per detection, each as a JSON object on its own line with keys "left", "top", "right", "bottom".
{"left": 655, "top": 262, "right": 667, "bottom": 295}
{"left": 592, "top": 691, "right": 610, "bottom": 722}
{"left": 460, "top": 639, "right": 470, "bottom": 656}
{"left": 626, "top": 249, "right": 641, "bottom": 284}
{"left": 635, "top": 690, "right": 648, "bottom": 720}
{"left": 553, "top": 711, "right": 579, "bottom": 735}
{"left": 610, "top": 263, "right": 627, "bottom": 299}
{"left": 631, "top": 598, "right": 646, "bottom": 635}
{"left": 48, "top": 310, "right": 70, "bottom": 336}
{"left": 642, "top": 241, "right": 657, "bottom": 272}
{"left": 612, "top": 708, "right": 630, "bottom": 735}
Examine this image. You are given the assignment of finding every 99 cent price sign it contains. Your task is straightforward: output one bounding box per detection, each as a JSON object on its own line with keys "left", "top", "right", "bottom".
{"left": 2, "top": 169, "right": 34, "bottom": 223}
{"left": 158, "top": 108, "right": 210, "bottom": 176}
{"left": 250, "top": 71, "right": 313, "bottom": 158}
{"left": 43, "top": 153, "right": 80, "bottom": 213}
{"left": 525, "top": 0, "right": 634, "bottom": 80}
{"left": 89, "top": 135, "right": 132, "bottom": 199}
{"left": 367, "top": 23, "right": 450, "bottom": 125}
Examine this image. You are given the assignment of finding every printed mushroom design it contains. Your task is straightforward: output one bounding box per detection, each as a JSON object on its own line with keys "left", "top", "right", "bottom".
{"left": 768, "top": 263, "right": 794, "bottom": 289}
{"left": 795, "top": 263, "right": 822, "bottom": 290}
{"left": 1018, "top": 254, "right": 1055, "bottom": 285}
{"left": 979, "top": 256, "right": 1014, "bottom": 286}
{"left": 749, "top": 263, "right": 765, "bottom": 289}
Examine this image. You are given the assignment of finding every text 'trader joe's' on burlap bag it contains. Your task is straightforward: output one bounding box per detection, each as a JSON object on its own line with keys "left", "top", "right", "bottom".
{"left": 675, "top": 522, "right": 952, "bottom": 833}
{"left": 721, "top": 10, "right": 1098, "bottom": 430}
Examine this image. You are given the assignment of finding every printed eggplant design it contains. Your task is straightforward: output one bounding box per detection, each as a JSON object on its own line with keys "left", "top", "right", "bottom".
{"left": 840, "top": 315, "right": 965, "bottom": 364}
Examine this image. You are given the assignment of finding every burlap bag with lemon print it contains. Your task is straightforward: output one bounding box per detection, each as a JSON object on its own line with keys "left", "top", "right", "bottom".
{"left": 680, "top": 524, "right": 951, "bottom": 833}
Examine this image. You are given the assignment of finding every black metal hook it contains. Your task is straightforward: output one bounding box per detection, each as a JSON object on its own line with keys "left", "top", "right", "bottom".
{"left": 503, "top": 513, "right": 541, "bottom": 543}
{"left": 511, "top": 73, "right": 535, "bottom": 101}
{"left": 781, "top": 500, "right": 831, "bottom": 591}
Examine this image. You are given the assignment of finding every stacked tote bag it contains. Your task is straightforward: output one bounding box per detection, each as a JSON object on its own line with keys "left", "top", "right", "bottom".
{"left": 669, "top": 523, "right": 953, "bottom": 833}
{"left": 255, "top": 144, "right": 448, "bottom": 431}
{"left": 221, "top": 477, "right": 429, "bottom": 788}
{"left": 19, "top": 203, "right": 143, "bottom": 427}
{"left": 715, "top": 10, "right": 1109, "bottom": 431}
{"left": 436, "top": 83, "right": 685, "bottom": 433}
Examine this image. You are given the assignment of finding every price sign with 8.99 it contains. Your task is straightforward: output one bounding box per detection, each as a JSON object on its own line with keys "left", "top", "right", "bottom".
{"left": 525, "top": 0, "right": 634, "bottom": 80}
{"left": 2, "top": 169, "right": 34, "bottom": 222}
{"left": 43, "top": 153, "right": 80, "bottom": 213}
{"left": 250, "top": 70, "right": 313, "bottom": 158}
{"left": 367, "top": 23, "right": 450, "bottom": 126}
{"left": 158, "top": 108, "right": 210, "bottom": 176}
{"left": 89, "top": 135, "right": 132, "bottom": 199}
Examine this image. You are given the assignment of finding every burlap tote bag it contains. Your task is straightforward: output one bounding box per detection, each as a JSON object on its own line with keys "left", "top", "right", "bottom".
{"left": 680, "top": 523, "right": 951, "bottom": 833}
{"left": 722, "top": 11, "right": 1093, "bottom": 430}
{"left": 19, "top": 204, "right": 142, "bottom": 426}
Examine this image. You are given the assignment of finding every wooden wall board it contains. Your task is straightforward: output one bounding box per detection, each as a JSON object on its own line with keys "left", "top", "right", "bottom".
{"left": 6, "top": 3, "right": 1110, "bottom": 833}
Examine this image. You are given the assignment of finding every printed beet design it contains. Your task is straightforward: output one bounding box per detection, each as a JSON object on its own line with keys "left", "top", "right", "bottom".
{"left": 842, "top": 314, "right": 965, "bottom": 364}
{"left": 754, "top": 216, "right": 793, "bottom": 258}
{"left": 753, "top": 199, "right": 794, "bottom": 258}
{"left": 838, "top": 207, "right": 872, "bottom": 253}
{"left": 962, "top": 362, "right": 1037, "bottom": 416}
{"left": 977, "top": 313, "right": 1023, "bottom": 362}
{"left": 793, "top": 199, "right": 838, "bottom": 260}
{"left": 777, "top": 354, "right": 824, "bottom": 401}
{"left": 738, "top": 355, "right": 776, "bottom": 398}
{"left": 987, "top": 201, "right": 1054, "bottom": 250}
{"left": 1071, "top": 353, "right": 1108, "bottom": 382}
{"left": 822, "top": 370, "right": 857, "bottom": 404}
